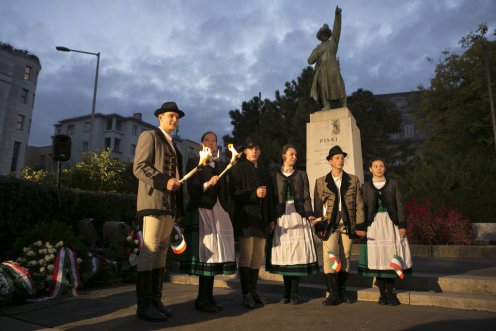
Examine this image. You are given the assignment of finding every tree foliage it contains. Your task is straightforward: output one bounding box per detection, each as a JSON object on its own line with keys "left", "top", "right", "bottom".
{"left": 224, "top": 67, "right": 319, "bottom": 168}
{"left": 347, "top": 89, "right": 402, "bottom": 173}
{"left": 403, "top": 24, "right": 496, "bottom": 221}
{"left": 70, "top": 148, "right": 130, "bottom": 192}
{"left": 20, "top": 149, "right": 137, "bottom": 193}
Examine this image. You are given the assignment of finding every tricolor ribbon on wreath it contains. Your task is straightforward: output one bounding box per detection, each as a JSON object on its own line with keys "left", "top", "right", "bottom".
{"left": 327, "top": 251, "right": 341, "bottom": 272}
{"left": 389, "top": 254, "right": 404, "bottom": 279}
{"left": 31, "top": 247, "right": 81, "bottom": 301}
{"left": 1, "top": 261, "right": 35, "bottom": 296}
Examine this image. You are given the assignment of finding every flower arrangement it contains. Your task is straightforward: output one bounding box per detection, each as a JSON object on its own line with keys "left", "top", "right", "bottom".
{"left": 126, "top": 230, "right": 142, "bottom": 267}
{"left": 15, "top": 240, "right": 82, "bottom": 295}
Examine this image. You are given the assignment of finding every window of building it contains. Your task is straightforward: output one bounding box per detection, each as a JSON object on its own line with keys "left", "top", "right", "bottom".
{"left": 32, "top": 93, "right": 36, "bottom": 107}
{"left": 28, "top": 119, "right": 32, "bottom": 134}
{"left": 131, "top": 144, "right": 136, "bottom": 155}
{"left": 105, "top": 137, "right": 112, "bottom": 149}
{"left": 115, "top": 119, "right": 122, "bottom": 131}
{"left": 106, "top": 118, "right": 113, "bottom": 130}
{"left": 40, "top": 155, "right": 46, "bottom": 167}
{"left": 84, "top": 121, "right": 91, "bottom": 132}
{"left": 132, "top": 125, "right": 138, "bottom": 136}
{"left": 21, "top": 88, "right": 29, "bottom": 104}
{"left": 24, "top": 66, "right": 32, "bottom": 80}
{"left": 404, "top": 124, "right": 415, "bottom": 139}
{"left": 391, "top": 132, "right": 400, "bottom": 140}
{"left": 10, "top": 141, "right": 21, "bottom": 172}
{"left": 16, "top": 115, "right": 25, "bottom": 130}
{"left": 82, "top": 141, "right": 89, "bottom": 152}
{"left": 67, "top": 124, "right": 74, "bottom": 135}
{"left": 114, "top": 138, "right": 121, "bottom": 152}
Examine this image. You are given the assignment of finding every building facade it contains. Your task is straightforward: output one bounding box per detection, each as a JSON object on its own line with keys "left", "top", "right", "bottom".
{"left": 45, "top": 112, "right": 201, "bottom": 175}
{"left": 0, "top": 42, "right": 41, "bottom": 175}
{"left": 375, "top": 91, "right": 423, "bottom": 142}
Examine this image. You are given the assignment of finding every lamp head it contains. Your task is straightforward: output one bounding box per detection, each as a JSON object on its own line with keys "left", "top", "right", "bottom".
{"left": 56, "top": 46, "right": 71, "bottom": 52}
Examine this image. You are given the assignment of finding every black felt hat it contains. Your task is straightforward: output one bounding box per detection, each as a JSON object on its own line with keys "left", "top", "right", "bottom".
{"left": 241, "top": 137, "right": 263, "bottom": 150}
{"left": 326, "top": 145, "right": 347, "bottom": 160}
{"left": 154, "top": 101, "right": 185, "bottom": 118}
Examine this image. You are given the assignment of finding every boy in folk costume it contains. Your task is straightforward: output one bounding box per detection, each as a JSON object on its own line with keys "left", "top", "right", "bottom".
{"left": 133, "top": 101, "right": 185, "bottom": 321}
{"left": 314, "top": 146, "right": 365, "bottom": 305}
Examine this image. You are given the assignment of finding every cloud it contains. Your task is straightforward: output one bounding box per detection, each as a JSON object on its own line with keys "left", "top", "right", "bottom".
{"left": 0, "top": 0, "right": 495, "bottom": 146}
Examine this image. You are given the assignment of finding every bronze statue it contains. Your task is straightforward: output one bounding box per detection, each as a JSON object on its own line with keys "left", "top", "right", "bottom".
{"left": 308, "top": 5, "right": 347, "bottom": 109}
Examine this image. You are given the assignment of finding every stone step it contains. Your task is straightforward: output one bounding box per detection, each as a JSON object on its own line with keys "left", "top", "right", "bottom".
{"left": 169, "top": 274, "right": 496, "bottom": 313}
{"left": 255, "top": 268, "right": 496, "bottom": 296}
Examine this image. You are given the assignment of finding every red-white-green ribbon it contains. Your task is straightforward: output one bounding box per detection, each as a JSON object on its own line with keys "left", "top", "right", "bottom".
{"left": 171, "top": 225, "right": 187, "bottom": 254}
{"left": 1, "top": 261, "right": 35, "bottom": 296}
{"left": 32, "top": 247, "right": 81, "bottom": 301}
{"left": 327, "top": 251, "right": 341, "bottom": 272}
{"left": 389, "top": 254, "right": 404, "bottom": 279}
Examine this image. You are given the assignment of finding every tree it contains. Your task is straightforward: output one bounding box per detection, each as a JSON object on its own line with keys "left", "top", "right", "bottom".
{"left": 224, "top": 67, "right": 319, "bottom": 168}
{"left": 70, "top": 148, "right": 129, "bottom": 192}
{"left": 347, "top": 89, "right": 402, "bottom": 175}
{"left": 404, "top": 25, "right": 496, "bottom": 221}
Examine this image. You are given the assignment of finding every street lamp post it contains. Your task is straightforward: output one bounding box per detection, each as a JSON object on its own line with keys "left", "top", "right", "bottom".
{"left": 56, "top": 46, "right": 100, "bottom": 152}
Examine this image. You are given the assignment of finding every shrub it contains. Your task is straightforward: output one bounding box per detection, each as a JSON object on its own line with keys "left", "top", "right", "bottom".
{"left": 0, "top": 176, "right": 136, "bottom": 261}
{"left": 405, "top": 198, "right": 476, "bottom": 245}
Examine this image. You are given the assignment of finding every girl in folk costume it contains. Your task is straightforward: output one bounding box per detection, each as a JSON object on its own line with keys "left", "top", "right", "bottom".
{"left": 358, "top": 158, "right": 413, "bottom": 306}
{"left": 266, "top": 145, "right": 319, "bottom": 304}
{"left": 180, "top": 131, "right": 236, "bottom": 313}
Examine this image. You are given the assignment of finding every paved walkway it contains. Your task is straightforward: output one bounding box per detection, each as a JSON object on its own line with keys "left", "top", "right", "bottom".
{"left": 1, "top": 282, "right": 496, "bottom": 331}
{"left": 2, "top": 255, "right": 496, "bottom": 330}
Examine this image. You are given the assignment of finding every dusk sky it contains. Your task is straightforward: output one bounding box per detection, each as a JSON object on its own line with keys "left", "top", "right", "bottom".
{"left": 1, "top": 0, "right": 495, "bottom": 146}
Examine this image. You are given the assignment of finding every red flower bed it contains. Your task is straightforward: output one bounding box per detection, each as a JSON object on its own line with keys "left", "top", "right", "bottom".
{"left": 405, "top": 198, "right": 476, "bottom": 245}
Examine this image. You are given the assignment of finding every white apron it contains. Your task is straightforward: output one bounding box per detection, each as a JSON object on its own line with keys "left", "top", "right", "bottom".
{"left": 198, "top": 199, "right": 235, "bottom": 263}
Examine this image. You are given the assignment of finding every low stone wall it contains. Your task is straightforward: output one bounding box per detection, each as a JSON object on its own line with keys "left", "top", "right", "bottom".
{"left": 337, "top": 243, "right": 496, "bottom": 259}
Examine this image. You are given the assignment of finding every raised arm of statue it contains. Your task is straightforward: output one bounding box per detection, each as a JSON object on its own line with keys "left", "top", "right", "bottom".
{"left": 332, "top": 6, "right": 342, "bottom": 46}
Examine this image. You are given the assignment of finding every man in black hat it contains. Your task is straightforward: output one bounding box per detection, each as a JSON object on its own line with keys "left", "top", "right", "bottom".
{"left": 230, "top": 137, "right": 276, "bottom": 309}
{"left": 133, "top": 101, "right": 185, "bottom": 321}
{"left": 313, "top": 145, "right": 365, "bottom": 306}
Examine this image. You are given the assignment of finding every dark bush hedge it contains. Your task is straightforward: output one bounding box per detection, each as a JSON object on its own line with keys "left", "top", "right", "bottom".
{"left": 0, "top": 176, "right": 136, "bottom": 260}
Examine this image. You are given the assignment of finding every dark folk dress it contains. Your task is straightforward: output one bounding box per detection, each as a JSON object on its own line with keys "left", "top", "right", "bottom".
{"left": 229, "top": 158, "right": 276, "bottom": 238}
{"left": 358, "top": 180, "right": 412, "bottom": 278}
{"left": 179, "top": 158, "right": 236, "bottom": 276}
{"left": 266, "top": 170, "right": 319, "bottom": 276}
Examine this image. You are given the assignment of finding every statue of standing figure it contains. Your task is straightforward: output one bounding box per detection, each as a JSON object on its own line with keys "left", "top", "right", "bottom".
{"left": 308, "top": 5, "right": 347, "bottom": 110}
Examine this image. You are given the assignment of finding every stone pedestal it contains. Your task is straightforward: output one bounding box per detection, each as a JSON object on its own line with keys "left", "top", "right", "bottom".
{"left": 306, "top": 107, "right": 363, "bottom": 200}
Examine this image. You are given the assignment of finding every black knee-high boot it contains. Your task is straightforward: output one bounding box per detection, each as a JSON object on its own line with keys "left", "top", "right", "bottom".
{"left": 337, "top": 271, "right": 354, "bottom": 304}
{"left": 151, "top": 268, "right": 174, "bottom": 317}
{"left": 280, "top": 276, "right": 292, "bottom": 303}
{"left": 195, "top": 275, "right": 218, "bottom": 313}
{"left": 136, "top": 271, "right": 168, "bottom": 321}
{"left": 290, "top": 277, "right": 299, "bottom": 305}
{"left": 206, "top": 275, "right": 222, "bottom": 310}
{"left": 249, "top": 269, "right": 267, "bottom": 305}
{"left": 385, "top": 278, "right": 400, "bottom": 306}
{"left": 375, "top": 277, "right": 387, "bottom": 305}
{"left": 239, "top": 267, "right": 257, "bottom": 309}
{"left": 322, "top": 273, "right": 340, "bottom": 306}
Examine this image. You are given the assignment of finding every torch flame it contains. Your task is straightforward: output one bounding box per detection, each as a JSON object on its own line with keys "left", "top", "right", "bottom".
{"left": 198, "top": 144, "right": 212, "bottom": 166}
{"left": 227, "top": 144, "right": 241, "bottom": 163}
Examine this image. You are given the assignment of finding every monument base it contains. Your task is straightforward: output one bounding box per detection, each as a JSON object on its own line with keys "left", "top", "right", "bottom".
{"left": 306, "top": 107, "right": 363, "bottom": 199}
